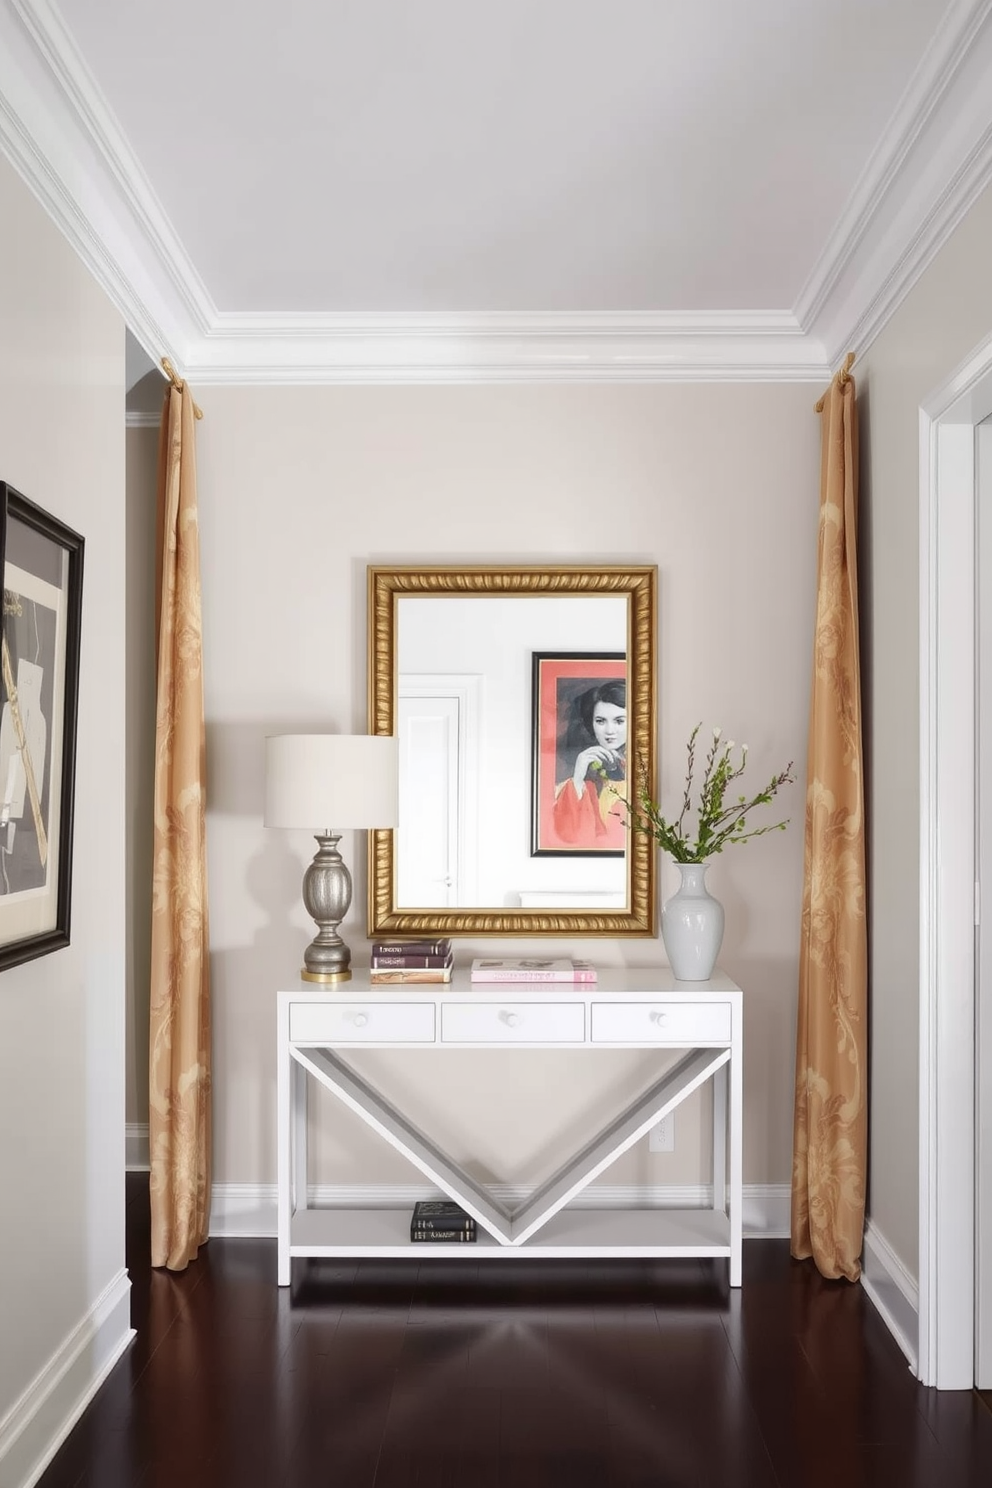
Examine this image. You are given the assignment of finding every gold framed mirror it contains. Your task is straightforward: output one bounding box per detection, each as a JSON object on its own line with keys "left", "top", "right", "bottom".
{"left": 368, "top": 565, "right": 657, "bottom": 937}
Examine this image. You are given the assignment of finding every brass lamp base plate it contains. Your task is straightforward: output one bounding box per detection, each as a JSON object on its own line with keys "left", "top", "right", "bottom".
{"left": 301, "top": 967, "right": 352, "bottom": 984}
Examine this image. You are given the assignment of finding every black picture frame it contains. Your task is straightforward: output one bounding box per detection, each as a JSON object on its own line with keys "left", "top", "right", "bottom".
{"left": 531, "top": 650, "right": 627, "bottom": 858}
{"left": 0, "top": 483, "right": 84, "bottom": 971}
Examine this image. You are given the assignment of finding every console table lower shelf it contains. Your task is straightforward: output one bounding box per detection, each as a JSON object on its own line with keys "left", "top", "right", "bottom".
{"left": 289, "top": 1205, "right": 733, "bottom": 1259}
{"left": 277, "top": 975, "right": 743, "bottom": 1286}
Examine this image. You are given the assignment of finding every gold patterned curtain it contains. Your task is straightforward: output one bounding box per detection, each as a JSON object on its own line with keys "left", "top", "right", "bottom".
{"left": 791, "top": 355, "right": 867, "bottom": 1283}
{"left": 148, "top": 363, "right": 211, "bottom": 1271}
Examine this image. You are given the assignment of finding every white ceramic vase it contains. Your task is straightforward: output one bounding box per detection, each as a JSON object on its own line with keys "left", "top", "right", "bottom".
{"left": 661, "top": 861, "right": 725, "bottom": 981}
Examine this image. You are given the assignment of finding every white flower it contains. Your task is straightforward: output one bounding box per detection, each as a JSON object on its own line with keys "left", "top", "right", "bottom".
{"left": 627, "top": 720, "right": 794, "bottom": 863}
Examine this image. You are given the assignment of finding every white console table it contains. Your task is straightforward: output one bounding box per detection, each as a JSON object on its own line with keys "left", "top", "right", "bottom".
{"left": 277, "top": 968, "right": 743, "bottom": 1286}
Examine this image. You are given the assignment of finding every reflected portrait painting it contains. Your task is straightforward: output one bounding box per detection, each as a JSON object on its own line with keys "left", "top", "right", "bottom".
{"left": 531, "top": 652, "right": 628, "bottom": 857}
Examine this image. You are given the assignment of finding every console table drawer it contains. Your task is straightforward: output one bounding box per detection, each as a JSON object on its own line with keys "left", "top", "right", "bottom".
{"left": 591, "top": 1001, "right": 732, "bottom": 1044}
{"left": 289, "top": 1002, "right": 436, "bottom": 1043}
{"left": 441, "top": 1001, "right": 585, "bottom": 1043}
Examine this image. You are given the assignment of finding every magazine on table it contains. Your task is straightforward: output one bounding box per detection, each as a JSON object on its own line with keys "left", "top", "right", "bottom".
{"left": 469, "top": 957, "right": 597, "bottom": 984}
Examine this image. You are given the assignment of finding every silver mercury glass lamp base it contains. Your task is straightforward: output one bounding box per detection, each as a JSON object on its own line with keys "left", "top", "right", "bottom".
{"left": 299, "top": 831, "right": 354, "bottom": 986}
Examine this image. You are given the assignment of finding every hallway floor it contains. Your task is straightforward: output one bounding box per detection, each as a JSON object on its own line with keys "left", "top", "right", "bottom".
{"left": 34, "top": 1176, "right": 992, "bottom": 1487}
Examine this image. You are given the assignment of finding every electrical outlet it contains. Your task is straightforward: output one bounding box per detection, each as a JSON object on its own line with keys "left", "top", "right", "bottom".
{"left": 649, "top": 1113, "right": 675, "bottom": 1152}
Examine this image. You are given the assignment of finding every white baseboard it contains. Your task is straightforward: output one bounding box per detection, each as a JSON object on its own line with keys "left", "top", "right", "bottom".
{"left": 0, "top": 1269, "right": 134, "bottom": 1488}
{"left": 126, "top": 1122, "right": 792, "bottom": 1243}
{"left": 125, "top": 1123, "right": 149, "bottom": 1171}
{"left": 741, "top": 1184, "right": 791, "bottom": 1238}
{"left": 124, "top": 1118, "right": 792, "bottom": 1241}
{"left": 208, "top": 1181, "right": 792, "bottom": 1240}
{"left": 861, "top": 1219, "right": 919, "bottom": 1374}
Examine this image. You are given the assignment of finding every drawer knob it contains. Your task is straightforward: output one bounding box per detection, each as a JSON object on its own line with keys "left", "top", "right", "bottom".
{"left": 500, "top": 1010, "right": 522, "bottom": 1028}
{"left": 650, "top": 1010, "right": 667, "bottom": 1024}
{"left": 352, "top": 1012, "right": 369, "bottom": 1028}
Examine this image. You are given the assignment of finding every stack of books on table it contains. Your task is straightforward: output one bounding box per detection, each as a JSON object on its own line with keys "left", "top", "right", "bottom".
{"left": 470, "top": 956, "right": 597, "bottom": 984}
{"left": 410, "top": 1200, "right": 477, "bottom": 1243}
{"left": 369, "top": 937, "right": 453, "bottom": 984}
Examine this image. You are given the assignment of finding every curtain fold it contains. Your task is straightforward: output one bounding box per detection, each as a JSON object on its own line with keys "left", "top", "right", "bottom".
{"left": 791, "top": 369, "right": 867, "bottom": 1282}
{"left": 148, "top": 377, "right": 211, "bottom": 1271}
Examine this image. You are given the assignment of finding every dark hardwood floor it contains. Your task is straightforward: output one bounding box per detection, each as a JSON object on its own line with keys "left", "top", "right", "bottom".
{"left": 35, "top": 1174, "right": 992, "bottom": 1487}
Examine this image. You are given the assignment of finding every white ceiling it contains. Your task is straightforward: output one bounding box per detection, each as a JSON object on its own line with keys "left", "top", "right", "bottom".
{"left": 53, "top": 0, "right": 949, "bottom": 312}
{"left": 2, "top": 0, "right": 992, "bottom": 380}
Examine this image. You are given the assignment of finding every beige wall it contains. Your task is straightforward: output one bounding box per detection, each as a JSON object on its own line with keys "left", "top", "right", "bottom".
{"left": 0, "top": 155, "right": 126, "bottom": 1481}
{"left": 192, "top": 382, "right": 819, "bottom": 1194}
{"left": 859, "top": 179, "right": 992, "bottom": 1276}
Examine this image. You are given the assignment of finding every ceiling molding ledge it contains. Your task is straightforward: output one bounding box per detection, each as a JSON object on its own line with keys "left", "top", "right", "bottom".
{"left": 0, "top": 0, "right": 212, "bottom": 371}
{"left": 188, "top": 312, "right": 829, "bottom": 385}
{"left": 797, "top": 0, "right": 992, "bottom": 365}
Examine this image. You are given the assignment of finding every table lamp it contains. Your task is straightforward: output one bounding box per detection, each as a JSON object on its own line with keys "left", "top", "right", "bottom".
{"left": 264, "top": 733, "right": 398, "bottom": 983}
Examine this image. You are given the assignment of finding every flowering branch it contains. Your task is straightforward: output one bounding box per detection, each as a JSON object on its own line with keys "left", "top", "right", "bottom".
{"left": 621, "top": 723, "right": 796, "bottom": 864}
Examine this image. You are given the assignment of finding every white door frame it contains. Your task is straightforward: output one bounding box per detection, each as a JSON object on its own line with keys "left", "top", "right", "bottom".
{"left": 976, "top": 415, "right": 992, "bottom": 1388}
{"left": 919, "top": 328, "right": 992, "bottom": 1388}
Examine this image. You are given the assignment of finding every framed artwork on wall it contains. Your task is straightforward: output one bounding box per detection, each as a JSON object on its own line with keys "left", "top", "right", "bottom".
{"left": 0, "top": 483, "right": 84, "bottom": 972}
{"left": 531, "top": 651, "right": 628, "bottom": 857}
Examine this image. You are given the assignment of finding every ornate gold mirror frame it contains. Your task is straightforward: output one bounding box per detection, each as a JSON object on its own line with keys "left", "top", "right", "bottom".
{"left": 368, "top": 564, "right": 657, "bottom": 937}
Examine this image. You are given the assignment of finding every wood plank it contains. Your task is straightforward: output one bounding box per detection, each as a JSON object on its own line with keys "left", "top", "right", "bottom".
{"left": 43, "top": 1173, "right": 985, "bottom": 1488}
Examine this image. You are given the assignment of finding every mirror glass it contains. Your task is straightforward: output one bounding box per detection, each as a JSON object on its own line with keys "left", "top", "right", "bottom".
{"left": 368, "top": 566, "right": 656, "bottom": 938}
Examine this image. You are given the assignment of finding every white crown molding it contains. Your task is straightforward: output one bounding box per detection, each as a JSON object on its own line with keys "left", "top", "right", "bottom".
{"left": 2, "top": 0, "right": 992, "bottom": 382}
{"left": 0, "top": 0, "right": 210, "bottom": 369}
{"left": 799, "top": 0, "right": 992, "bottom": 366}
{"left": 190, "top": 310, "right": 828, "bottom": 385}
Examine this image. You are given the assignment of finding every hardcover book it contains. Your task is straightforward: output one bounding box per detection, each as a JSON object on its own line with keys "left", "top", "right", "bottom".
{"left": 371, "top": 951, "right": 454, "bottom": 969}
{"left": 411, "top": 1200, "right": 476, "bottom": 1233}
{"left": 469, "top": 957, "right": 597, "bottom": 983}
{"left": 410, "top": 1228, "right": 477, "bottom": 1242}
{"left": 368, "top": 966, "right": 454, "bottom": 984}
{"left": 371, "top": 938, "right": 452, "bottom": 957}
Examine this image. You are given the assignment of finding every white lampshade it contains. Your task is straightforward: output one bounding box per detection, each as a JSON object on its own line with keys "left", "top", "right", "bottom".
{"left": 264, "top": 734, "right": 398, "bottom": 830}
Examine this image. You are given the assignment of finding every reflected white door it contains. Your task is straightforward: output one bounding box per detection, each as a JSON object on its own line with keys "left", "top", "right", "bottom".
{"left": 397, "top": 695, "right": 459, "bottom": 908}
{"left": 978, "top": 414, "right": 992, "bottom": 1388}
{"left": 396, "top": 675, "right": 481, "bottom": 909}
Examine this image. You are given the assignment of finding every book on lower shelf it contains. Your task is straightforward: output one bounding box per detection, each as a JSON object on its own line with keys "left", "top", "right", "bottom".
{"left": 410, "top": 1200, "right": 477, "bottom": 1241}
{"left": 411, "top": 1200, "right": 476, "bottom": 1234}
{"left": 469, "top": 957, "right": 597, "bottom": 984}
{"left": 410, "top": 1228, "right": 477, "bottom": 1242}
